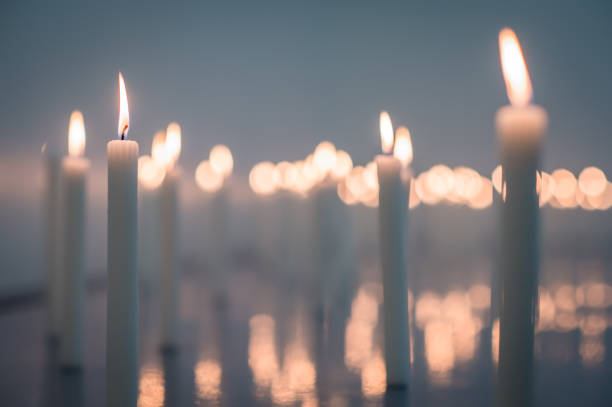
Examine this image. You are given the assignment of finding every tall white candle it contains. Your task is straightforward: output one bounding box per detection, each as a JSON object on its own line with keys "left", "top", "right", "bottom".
{"left": 375, "top": 111, "right": 410, "bottom": 388}
{"left": 158, "top": 122, "right": 182, "bottom": 349}
{"left": 107, "top": 73, "right": 139, "bottom": 407}
{"left": 43, "top": 143, "right": 63, "bottom": 340}
{"left": 495, "top": 29, "right": 547, "bottom": 407}
{"left": 60, "top": 110, "right": 90, "bottom": 368}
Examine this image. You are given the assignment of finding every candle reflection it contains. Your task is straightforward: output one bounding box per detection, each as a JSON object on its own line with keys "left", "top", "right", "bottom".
{"left": 194, "top": 359, "right": 222, "bottom": 402}
{"left": 137, "top": 364, "right": 164, "bottom": 407}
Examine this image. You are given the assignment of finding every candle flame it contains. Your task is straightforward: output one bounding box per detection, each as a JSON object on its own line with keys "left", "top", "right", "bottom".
{"left": 68, "top": 110, "right": 86, "bottom": 157}
{"left": 209, "top": 144, "right": 234, "bottom": 178}
{"left": 118, "top": 72, "right": 130, "bottom": 139}
{"left": 165, "top": 122, "right": 182, "bottom": 167}
{"left": 379, "top": 111, "right": 394, "bottom": 154}
{"left": 393, "top": 126, "right": 413, "bottom": 166}
{"left": 499, "top": 28, "right": 532, "bottom": 107}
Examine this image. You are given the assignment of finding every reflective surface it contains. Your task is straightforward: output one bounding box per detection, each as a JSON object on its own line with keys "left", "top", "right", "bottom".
{"left": 1, "top": 255, "right": 611, "bottom": 406}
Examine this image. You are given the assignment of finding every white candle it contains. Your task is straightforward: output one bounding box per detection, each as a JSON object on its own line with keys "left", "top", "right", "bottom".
{"left": 158, "top": 122, "right": 182, "bottom": 349}
{"left": 107, "top": 73, "right": 139, "bottom": 407}
{"left": 60, "top": 110, "right": 90, "bottom": 368}
{"left": 495, "top": 29, "right": 547, "bottom": 407}
{"left": 43, "top": 143, "right": 62, "bottom": 339}
{"left": 375, "top": 111, "right": 410, "bottom": 388}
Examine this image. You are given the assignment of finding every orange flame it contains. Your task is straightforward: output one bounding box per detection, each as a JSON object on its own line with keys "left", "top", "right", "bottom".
{"left": 68, "top": 110, "right": 85, "bottom": 157}
{"left": 118, "top": 72, "right": 130, "bottom": 139}
{"left": 393, "top": 126, "right": 413, "bottom": 166}
{"left": 379, "top": 111, "right": 394, "bottom": 154}
{"left": 499, "top": 28, "right": 532, "bottom": 107}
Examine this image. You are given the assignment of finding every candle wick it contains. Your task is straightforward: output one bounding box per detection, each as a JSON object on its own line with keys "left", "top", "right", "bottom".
{"left": 121, "top": 125, "right": 129, "bottom": 140}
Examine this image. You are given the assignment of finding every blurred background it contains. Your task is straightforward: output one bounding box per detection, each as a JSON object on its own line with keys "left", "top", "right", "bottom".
{"left": 1, "top": 1, "right": 612, "bottom": 406}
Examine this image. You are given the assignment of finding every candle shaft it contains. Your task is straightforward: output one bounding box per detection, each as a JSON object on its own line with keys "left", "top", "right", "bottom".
{"left": 44, "top": 153, "right": 63, "bottom": 338}
{"left": 160, "top": 169, "right": 180, "bottom": 348}
{"left": 496, "top": 105, "right": 546, "bottom": 407}
{"left": 107, "top": 140, "right": 139, "bottom": 407}
{"left": 376, "top": 155, "right": 410, "bottom": 388}
{"left": 60, "top": 158, "right": 89, "bottom": 367}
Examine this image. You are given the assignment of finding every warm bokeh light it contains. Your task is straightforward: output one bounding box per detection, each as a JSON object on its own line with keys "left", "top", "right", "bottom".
{"left": 249, "top": 161, "right": 280, "bottom": 196}
{"left": 452, "top": 166, "right": 482, "bottom": 202}
{"left": 379, "top": 111, "right": 394, "bottom": 154}
{"left": 539, "top": 171, "right": 556, "bottom": 206}
{"left": 492, "top": 165, "right": 503, "bottom": 194}
{"left": 551, "top": 169, "right": 577, "bottom": 202}
{"left": 165, "top": 122, "right": 182, "bottom": 166}
{"left": 68, "top": 110, "right": 85, "bottom": 157}
{"left": 248, "top": 314, "right": 279, "bottom": 392}
{"left": 393, "top": 126, "right": 413, "bottom": 166}
{"left": 194, "top": 359, "right": 222, "bottom": 401}
{"left": 195, "top": 160, "right": 224, "bottom": 192}
{"left": 424, "top": 320, "right": 455, "bottom": 383}
{"left": 361, "top": 349, "right": 386, "bottom": 398}
{"left": 332, "top": 150, "right": 353, "bottom": 179}
{"left": 209, "top": 144, "right": 234, "bottom": 178}
{"left": 578, "top": 167, "right": 607, "bottom": 197}
{"left": 499, "top": 28, "right": 532, "bottom": 107}
{"left": 276, "top": 161, "right": 298, "bottom": 190}
{"left": 313, "top": 141, "right": 337, "bottom": 175}
{"left": 138, "top": 155, "right": 166, "bottom": 190}
{"left": 137, "top": 364, "right": 164, "bottom": 407}
{"left": 468, "top": 177, "right": 493, "bottom": 209}
{"left": 426, "top": 165, "right": 454, "bottom": 198}
{"left": 118, "top": 72, "right": 130, "bottom": 139}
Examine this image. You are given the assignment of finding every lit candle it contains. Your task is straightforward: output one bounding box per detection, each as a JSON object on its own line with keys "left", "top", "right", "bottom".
{"left": 495, "top": 28, "right": 547, "bottom": 407}
{"left": 157, "top": 122, "right": 182, "bottom": 349}
{"left": 42, "top": 141, "right": 62, "bottom": 340}
{"left": 375, "top": 111, "right": 410, "bottom": 388}
{"left": 60, "top": 110, "right": 90, "bottom": 368}
{"left": 107, "top": 72, "right": 139, "bottom": 407}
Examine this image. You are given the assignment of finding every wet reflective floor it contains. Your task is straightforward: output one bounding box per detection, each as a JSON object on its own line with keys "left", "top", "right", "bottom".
{"left": 1, "top": 255, "right": 611, "bottom": 406}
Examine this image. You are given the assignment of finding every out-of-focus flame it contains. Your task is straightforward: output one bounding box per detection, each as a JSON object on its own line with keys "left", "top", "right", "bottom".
{"left": 138, "top": 155, "right": 166, "bottom": 190}
{"left": 393, "top": 126, "right": 413, "bottom": 166}
{"left": 499, "top": 28, "right": 532, "bottom": 107}
{"left": 118, "top": 72, "right": 130, "bottom": 139}
{"left": 578, "top": 167, "right": 607, "bottom": 197}
{"left": 492, "top": 165, "right": 503, "bottom": 194}
{"left": 379, "top": 111, "right": 394, "bottom": 154}
{"left": 209, "top": 144, "right": 233, "bottom": 178}
{"left": 165, "top": 122, "right": 182, "bottom": 167}
{"left": 332, "top": 150, "right": 353, "bottom": 179}
{"left": 68, "top": 110, "right": 86, "bottom": 157}
{"left": 195, "top": 160, "right": 223, "bottom": 192}
{"left": 249, "top": 162, "right": 280, "bottom": 196}
{"left": 313, "top": 141, "right": 337, "bottom": 175}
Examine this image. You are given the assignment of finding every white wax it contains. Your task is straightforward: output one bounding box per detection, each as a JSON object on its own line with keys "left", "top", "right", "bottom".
{"left": 107, "top": 140, "right": 139, "bottom": 407}
{"left": 44, "top": 152, "right": 63, "bottom": 338}
{"left": 60, "top": 157, "right": 89, "bottom": 367}
{"left": 495, "top": 105, "right": 547, "bottom": 407}
{"left": 159, "top": 168, "right": 180, "bottom": 349}
{"left": 376, "top": 154, "right": 410, "bottom": 388}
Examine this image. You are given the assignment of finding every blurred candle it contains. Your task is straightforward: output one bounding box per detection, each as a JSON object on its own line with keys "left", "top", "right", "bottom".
{"left": 158, "top": 122, "right": 181, "bottom": 349}
{"left": 138, "top": 155, "right": 165, "bottom": 292}
{"left": 375, "top": 111, "right": 410, "bottom": 388}
{"left": 107, "top": 72, "right": 139, "bottom": 407}
{"left": 495, "top": 29, "right": 547, "bottom": 407}
{"left": 60, "top": 110, "right": 90, "bottom": 368}
{"left": 43, "top": 141, "right": 62, "bottom": 339}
